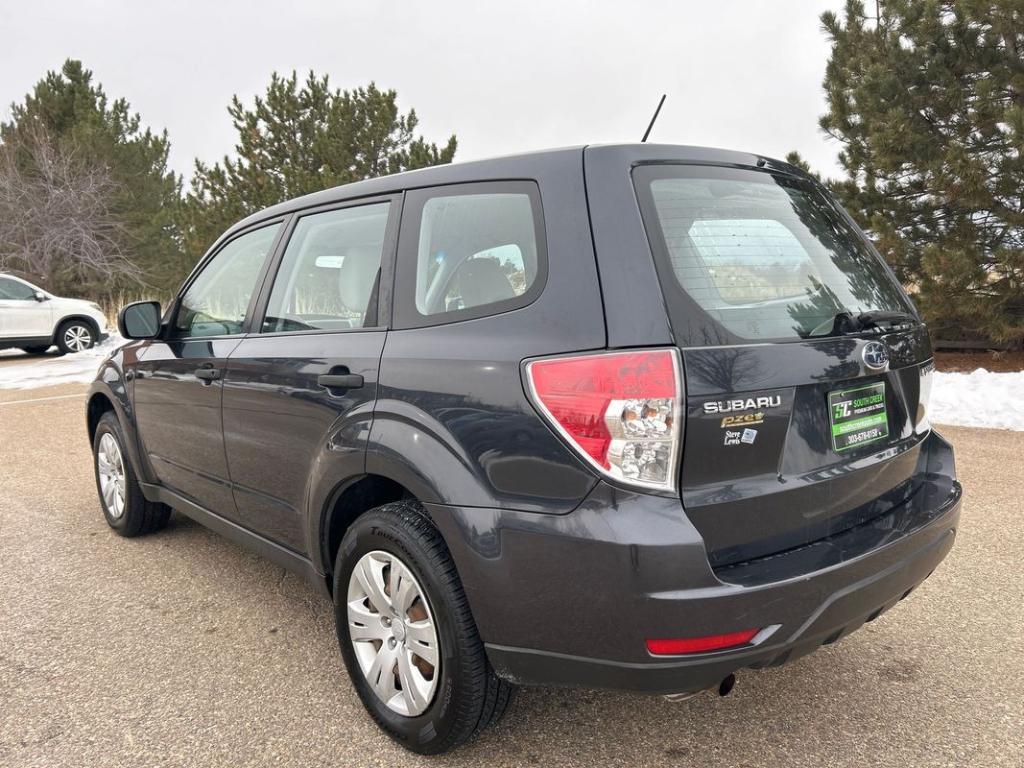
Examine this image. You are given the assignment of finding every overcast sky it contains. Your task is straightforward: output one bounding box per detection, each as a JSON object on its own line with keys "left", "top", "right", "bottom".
{"left": 1, "top": 0, "right": 847, "bottom": 182}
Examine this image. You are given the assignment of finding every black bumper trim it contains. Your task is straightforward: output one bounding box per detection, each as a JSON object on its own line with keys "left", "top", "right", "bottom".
{"left": 716, "top": 478, "right": 962, "bottom": 587}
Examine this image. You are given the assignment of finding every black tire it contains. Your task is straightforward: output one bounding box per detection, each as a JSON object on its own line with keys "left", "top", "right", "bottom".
{"left": 55, "top": 319, "right": 95, "bottom": 354}
{"left": 334, "top": 501, "right": 515, "bottom": 754}
{"left": 20, "top": 345, "right": 50, "bottom": 354}
{"left": 92, "top": 411, "right": 171, "bottom": 537}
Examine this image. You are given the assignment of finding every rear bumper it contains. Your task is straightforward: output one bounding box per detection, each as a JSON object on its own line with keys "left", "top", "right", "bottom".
{"left": 427, "top": 430, "right": 961, "bottom": 694}
{"left": 485, "top": 501, "right": 956, "bottom": 692}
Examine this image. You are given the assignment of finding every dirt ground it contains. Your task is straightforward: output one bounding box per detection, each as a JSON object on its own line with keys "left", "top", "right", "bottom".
{"left": 1, "top": 385, "right": 1022, "bottom": 767}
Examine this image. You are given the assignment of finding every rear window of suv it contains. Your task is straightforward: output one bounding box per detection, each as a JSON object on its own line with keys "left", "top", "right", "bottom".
{"left": 634, "top": 164, "right": 912, "bottom": 343}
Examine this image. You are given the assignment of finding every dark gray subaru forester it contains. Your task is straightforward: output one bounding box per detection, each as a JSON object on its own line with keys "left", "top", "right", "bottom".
{"left": 88, "top": 144, "right": 961, "bottom": 754}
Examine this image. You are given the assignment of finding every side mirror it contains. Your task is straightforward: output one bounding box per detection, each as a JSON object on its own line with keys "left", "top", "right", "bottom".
{"left": 33, "top": 291, "right": 47, "bottom": 302}
{"left": 118, "top": 301, "right": 162, "bottom": 340}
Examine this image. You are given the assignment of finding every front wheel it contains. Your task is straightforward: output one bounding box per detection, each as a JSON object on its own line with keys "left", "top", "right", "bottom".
{"left": 56, "top": 320, "right": 95, "bottom": 354}
{"left": 334, "top": 501, "right": 515, "bottom": 754}
{"left": 92, "top": 412, "right": 171, "bottom": 536}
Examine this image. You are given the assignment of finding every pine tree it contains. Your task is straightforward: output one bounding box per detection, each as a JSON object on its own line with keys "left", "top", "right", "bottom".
{"left": 182, "top": 73, "right": 457, "bottom": 259}
{"left": 0, "top": 60, "right": 183, "bottom": 296}
{"left": 804, "top": 1, "right": 1024, "bottom": 343}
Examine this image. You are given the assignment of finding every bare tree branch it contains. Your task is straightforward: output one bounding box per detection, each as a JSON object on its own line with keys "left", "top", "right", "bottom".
{"left": 0, "top": 123, "right": 142, "bottom": 285}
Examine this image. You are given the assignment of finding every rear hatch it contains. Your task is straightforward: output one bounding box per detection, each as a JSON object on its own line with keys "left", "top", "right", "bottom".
{"left": 632, "top": 161, "right": 935, "bottom": 568}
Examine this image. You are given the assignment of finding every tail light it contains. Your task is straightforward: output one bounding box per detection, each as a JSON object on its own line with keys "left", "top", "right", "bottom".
{"left": 524, "top": 348, "right": 683, "bottom": 492}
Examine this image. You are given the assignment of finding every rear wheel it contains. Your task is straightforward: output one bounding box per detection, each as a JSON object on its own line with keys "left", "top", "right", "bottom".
{"left": 92, "top": 412, "right": 170, "bottom": 536}
{"left": 56, "top": 320, "right": 95, "bottom": 354}
{"left": 334, "top": 501, "right": 515, "bottom": 754}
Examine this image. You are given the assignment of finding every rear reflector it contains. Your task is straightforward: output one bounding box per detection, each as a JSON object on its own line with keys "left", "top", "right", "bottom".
{"left": 646, "top": 628, "right": 760, "bottom": 656}
{"left": 524, "top": 349, "right": 682, "bottom": 491}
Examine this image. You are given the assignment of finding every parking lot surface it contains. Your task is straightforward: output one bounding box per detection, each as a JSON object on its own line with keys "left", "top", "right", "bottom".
{"left": 1, "top": 384, "right": 1022, "bottom": 767}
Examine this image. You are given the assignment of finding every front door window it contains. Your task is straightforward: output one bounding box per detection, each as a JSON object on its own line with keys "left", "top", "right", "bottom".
{"left": 173, "top": 224, "right": 281, "bottom": 338}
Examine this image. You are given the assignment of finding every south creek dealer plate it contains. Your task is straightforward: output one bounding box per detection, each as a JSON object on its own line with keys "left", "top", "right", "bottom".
{"left": 828, "top": 381, "right": 889, "bottom": 452}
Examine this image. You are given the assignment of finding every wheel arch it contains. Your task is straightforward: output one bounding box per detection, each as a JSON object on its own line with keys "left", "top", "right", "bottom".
{"left": 86, "top": 390, "right": 116, "bottom": 444}
{"left": 318, "top": 474, "right": 422, "bottom": 591}
{"left": 315, "top": 405, "right": 489, "bottom": 590}
{"left": 86, "top": 369, "right": 154, "bottom": 487}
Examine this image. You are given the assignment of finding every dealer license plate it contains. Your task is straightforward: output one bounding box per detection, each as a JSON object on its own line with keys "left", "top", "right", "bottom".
{"left": 828, "top": 381, "right": 889, "bottom": 452}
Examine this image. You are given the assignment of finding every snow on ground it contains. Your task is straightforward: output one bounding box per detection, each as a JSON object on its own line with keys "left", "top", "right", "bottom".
{"left": 929, "top": 369, "right": 1024, "bottom": 431}
{"left": 0, "top": 340, "right": 1022, "bottom": 431}
{"left": 0, "top": 333, "right": 123, "bottom": 390}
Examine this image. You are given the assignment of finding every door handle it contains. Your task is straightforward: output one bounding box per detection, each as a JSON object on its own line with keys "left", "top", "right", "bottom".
{"left": 195, "top": 367, "right": 221, "bottom": 382}
{"left": 318, "top": 373, "right": 364, "bottom": 392}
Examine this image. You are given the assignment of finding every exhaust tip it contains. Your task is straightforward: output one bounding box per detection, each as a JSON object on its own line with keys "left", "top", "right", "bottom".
{"left": 663, "top": 674, "right": 737, "bottom": 703}
{"left": 718, "top": 673, "right": 736, "bottom": 697}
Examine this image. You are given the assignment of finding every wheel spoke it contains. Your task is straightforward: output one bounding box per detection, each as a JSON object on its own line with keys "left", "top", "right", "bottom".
{"left": 397, "top": 648, "right": 429, "bottom": 714}
{"left": 355, "top": 556, "right": 392, "bottom": 615}
{"left": 367, "top": 644, "right": 398, "bottom": 702}
{"left": 406, "top": 621, "right": 438, "bottom": 666}
{"left": 390, "top": 561, "right": 416, "bottom": 615}
{"left": 347, "top": 600, "right": 388, "bottom": 642}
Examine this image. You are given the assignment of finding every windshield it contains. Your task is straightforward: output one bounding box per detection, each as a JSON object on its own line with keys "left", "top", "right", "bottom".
{"left": 634, "top": 165, "right": 913, "bottom": 344}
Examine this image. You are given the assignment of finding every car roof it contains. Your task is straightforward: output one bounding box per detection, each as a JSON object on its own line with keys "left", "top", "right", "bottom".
{"left": 230, "top": 145, "right": 588, "bottom": 233}
{"left": 220, "top": 142, "right": 804, "bottom": 247}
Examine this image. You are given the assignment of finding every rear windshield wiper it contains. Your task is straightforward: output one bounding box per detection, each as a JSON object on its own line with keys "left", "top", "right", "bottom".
{"left": 855, "top": 310, "right": 918, "bottom": 329}
{"left": 806, "top": 309, "right": 918, "bottom": 338}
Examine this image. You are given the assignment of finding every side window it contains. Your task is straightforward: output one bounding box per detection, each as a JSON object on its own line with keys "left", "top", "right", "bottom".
{"left": 262, "top": 202, "right": 390, "bottom": 333}
{"left": 396, "top": 181, "right": 545, "bottom": 327}
{"left": 173, "top": 223, "right": 280, "bottom": 338}
{"left": 0, "top": 278, "right": 36, "bottom": 300}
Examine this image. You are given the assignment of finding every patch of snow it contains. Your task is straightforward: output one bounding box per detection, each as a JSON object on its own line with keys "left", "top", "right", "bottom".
{"left": 930, "top": 369, "right": 1024, "bottom": 431}
{"left": 0, "top": 333, "right": 124, "bottom": 390}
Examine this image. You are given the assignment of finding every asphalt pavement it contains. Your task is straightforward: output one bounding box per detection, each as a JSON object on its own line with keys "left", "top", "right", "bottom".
{"left": 1, "top": 383, "right": 1022, "bottom": 767}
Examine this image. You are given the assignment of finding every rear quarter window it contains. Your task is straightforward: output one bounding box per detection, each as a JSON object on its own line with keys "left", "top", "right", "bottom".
{"left": 393, "top": 181, "right": 547, "bottom": 328}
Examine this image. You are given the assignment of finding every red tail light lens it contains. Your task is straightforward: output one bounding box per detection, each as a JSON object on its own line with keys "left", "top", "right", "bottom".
{"left": 646, "top": 628, "right": 760, "bottom": 656}
{"left": 525, "top": 349, "right": 683, "bottom": 491}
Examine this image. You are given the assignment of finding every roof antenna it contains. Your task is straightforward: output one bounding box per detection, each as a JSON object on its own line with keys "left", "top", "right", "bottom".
{"left": 641, "top": 94, "right": 666, "bottom": 143}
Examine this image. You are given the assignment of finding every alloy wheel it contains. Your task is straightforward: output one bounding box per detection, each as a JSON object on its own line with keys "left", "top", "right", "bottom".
{"left": 64, "top": 324, "right": 92, "bottom": 352}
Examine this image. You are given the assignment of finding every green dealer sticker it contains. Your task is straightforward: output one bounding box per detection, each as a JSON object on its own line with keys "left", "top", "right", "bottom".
{"left": 828, "top": 381, "right": 889, "bottom": 452}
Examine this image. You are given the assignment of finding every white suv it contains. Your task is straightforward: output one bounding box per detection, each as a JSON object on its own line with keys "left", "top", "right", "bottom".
{"left": 0, "top": 273, "right": 108, "bottom": 354}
